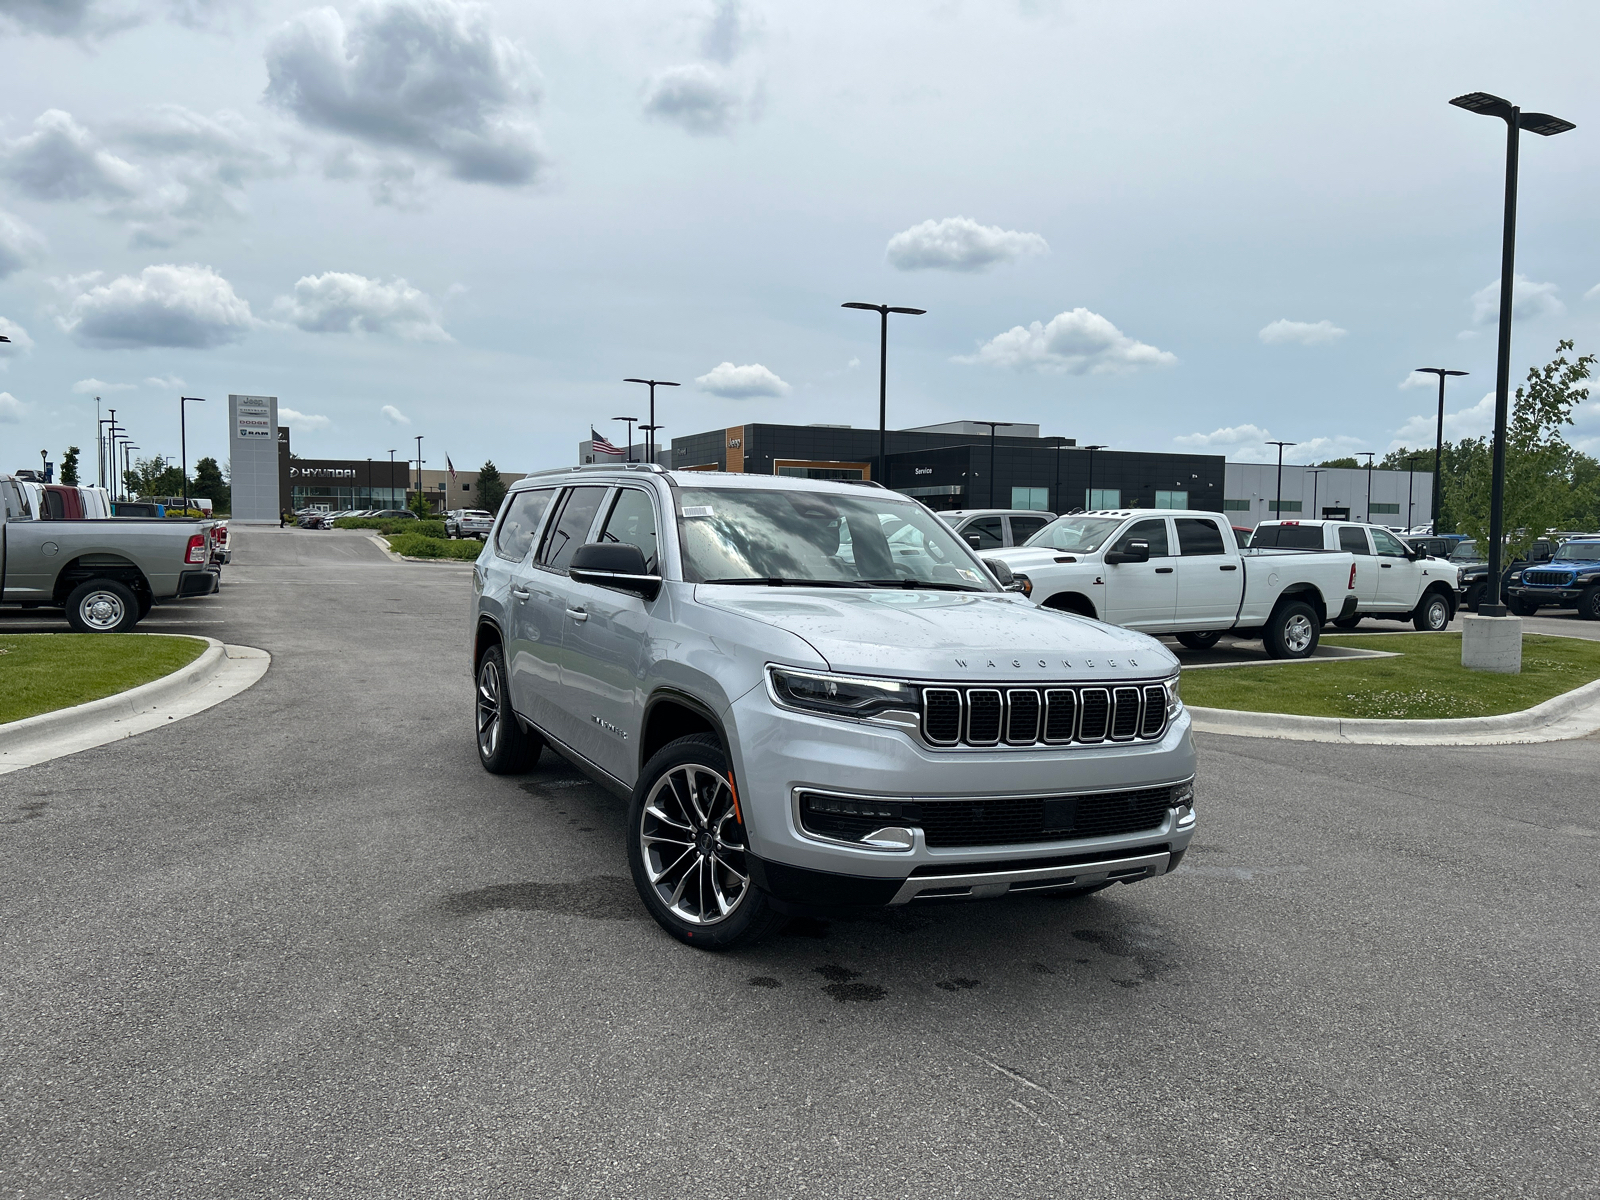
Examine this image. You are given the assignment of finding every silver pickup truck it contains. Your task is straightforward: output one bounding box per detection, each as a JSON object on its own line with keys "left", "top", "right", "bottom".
{"left": 1, "top": 474, "right": 220, "bottom": 632}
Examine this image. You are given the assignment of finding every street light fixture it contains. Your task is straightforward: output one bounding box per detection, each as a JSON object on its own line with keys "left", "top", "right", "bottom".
{"left": 1358, "top": 452, "right": 1376, "bottom": 521}
{"left": 414, "top": 435, "right": 424, "bottom": 510}
{"left": 612, "top": 416, "right": 639, "bottom": 463}
{"left": 842, "top": 302, "right": 926, "bottom": 483}
{"left": 1051, "top": 437, "right": 1071, "bottom": 513}
{"left": 1413, "top": 368, "right": 1467, "bottom": 533}
{"left": 1081, "top": 445, "right": 1108, "bottom": 510}
{"left": 179, "top": 396, "right": 205, "bottom": 511}
{"left": 388, "top": 450, "right": 398, "bottom": 508}
{"left": 623, "top": 379, "right": 679, "bottom": 465}
{"left": 1265, "top": 441, "right": 1297, "bottom": 517}
{"left": 639, "top": 424, "right": 665, "bottom": 465}
{"left": 1404, "top": 453, "right": 1425, "bottom": 532}
{"left": 1305, "top": 468, "right": 1326, "bottom": 520}
{"left": 972, "top": 421, "right": 1017, "bottom": 507}
{"left": 1450, "top": 90, "right": 1574, "bottom": 616}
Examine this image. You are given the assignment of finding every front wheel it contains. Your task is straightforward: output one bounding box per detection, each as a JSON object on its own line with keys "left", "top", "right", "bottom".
{"left": 1578, "top": 587, "right": 1600, "bottom": 621}
{"left": 475, "top": 644, "right": 542, "bottom": 774}
{"left": 1463, "top": 582, "right": 1486, "bottom": 612}
{"left": 64, "top": 579, "right": 140, "bottom": 633}
{"left": 627, "top": 734, "right": 782, "bottom": 950}
{"left": 1508, "top": 599, "right": 1540, "bottom": 617}
{"left": 1264, "top": 599, "right": 1320, "bottom": 659}
{"left": 1412, "top": 591, "right": 1452, "bottom": 632}
{"left": 1174, "top": 631, "right": 1223, "bottom": 651}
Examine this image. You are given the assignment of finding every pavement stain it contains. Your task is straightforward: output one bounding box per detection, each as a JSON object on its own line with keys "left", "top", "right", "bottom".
{"left": 813, "top": 964, "right": 887, "bottom": 1003}
{"left": 936, "top": 977, "right": 982, "bottom": 992}
{"left": 747, "top": 976, "right": 782, "bottom": 989}
{"left": 1070, "top": 923, "right": 1178, "bottom": 983}
{"left": 1, "top": 800, "right": 49, "bottom": 825}
{"left": 440, "top": 875, "right": 640, "bottom": 922}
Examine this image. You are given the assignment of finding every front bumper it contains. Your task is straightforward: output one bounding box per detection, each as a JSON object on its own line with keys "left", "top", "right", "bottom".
{"left": 725, "top": 684, "right": 1197, "bottom": 907}
{"left": 1506, "top": 586, "right": 1582, "bottom": 605}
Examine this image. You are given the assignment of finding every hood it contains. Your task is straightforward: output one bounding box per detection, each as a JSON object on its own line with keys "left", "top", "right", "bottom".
{"left": 987, "top": 545, "right": 1096, "bottom": 571}
{"left": 694, "top": 586, "right": 1175, "bottom": 682}
{"left": 1547, "top": 556, "right": 1600, "bottom": 568}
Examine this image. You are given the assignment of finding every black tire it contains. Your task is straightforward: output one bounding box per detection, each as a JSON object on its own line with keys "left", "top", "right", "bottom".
{"left": 474, "top": 644, "right": 542, "bottom": 774}
{"left": 64, "top": 579, "right": 140, "bottom": 633}
{"left": 1174, "top": 631, "right": 1223, "bottom": 651}
{"left": 1463, "top": 582, "right": 1486, "bottom": 613}
{"left": 1412, "top": 590, "right": 1452, "bottom": 632}
{"left": 1264, "top": 599, "right": 1320, "bottom": 660}
{"left": 1578, "top": 586, "right": 1600, "bottom": 622}
{"left": 1508, "top": 598, "right": 1540, "bottom": 617}
{"left": 627, "top": 733, "right": 782, "bottom": 950}
{"left": 136, "top": 592, "right": 154, "bottom": 621}
{"left": 1332, "top": 615, "right": 1362, "bottom": 630}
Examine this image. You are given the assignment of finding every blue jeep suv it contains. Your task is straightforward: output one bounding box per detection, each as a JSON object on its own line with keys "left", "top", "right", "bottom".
{"left": 1504, "top": 538, "right": 1600, "bottom": 619}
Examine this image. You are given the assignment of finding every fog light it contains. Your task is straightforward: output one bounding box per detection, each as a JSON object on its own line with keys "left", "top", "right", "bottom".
{"left": 1172, "top": 781, "right": 1194, "bottom": 810}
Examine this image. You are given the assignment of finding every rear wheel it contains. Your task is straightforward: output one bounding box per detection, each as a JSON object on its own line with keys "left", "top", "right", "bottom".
{"left": 1174, "top": 631, "right": 1223, "bottom": 651}
{"left": 1412, "top": 591, "right": 1452, "bottom": 632}
{"left": 627, "top": 734, "right": 782, "bottom": 950}
{"left": 1265, "top": 599, "right": 1320, "bottom": 659}
{"left": 475, "top": 644, "right": 542, "bottom": 774}
{"left": 64, "top": 579, "right": 140, "bottom": 633}
{"left": 1578, "top": 586, "right": 1600, "bottom": 621}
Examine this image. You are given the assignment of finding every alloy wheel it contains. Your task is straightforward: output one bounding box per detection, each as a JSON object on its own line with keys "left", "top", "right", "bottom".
{"left": 476, "top": 658, "right": 502, "bottom": 760}
{"left": 1426, "top": 597, "right": 1449, "bottom": 630}
{"left": 79, "top": 590, "right": 126, "bottom": 631}
{"left": 1284, "top": 613, "right": 1315, "bottom": 654}
{"left": 640, "top": 764, "right": 750, "bottom": 926}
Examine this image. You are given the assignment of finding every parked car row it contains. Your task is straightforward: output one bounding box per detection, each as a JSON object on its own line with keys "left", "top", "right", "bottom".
{"left": 295, "top": 507, "right": 417, "bottom": 528}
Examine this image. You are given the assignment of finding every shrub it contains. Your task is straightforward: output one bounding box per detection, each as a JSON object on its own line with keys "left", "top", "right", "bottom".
{"left": 335, "top": 516, "right": 446, "bottom": 538}
{"left": 386, "top": 533, "right": 483, "bottom": 561}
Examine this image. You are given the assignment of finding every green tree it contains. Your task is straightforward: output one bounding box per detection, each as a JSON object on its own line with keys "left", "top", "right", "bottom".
{"left": 192, "top": 456, "right": 230, "bottom": 514}
{"left": 59, "top": 446, "right": 80, "bottom": 486}
{"left": 408, "top": 487, "right": 434, "bottom": 517}
{"left": 476, "top": 460, "right": 507, "bottom": 514}
{"left": 1316, "top": 456, "right": 1360, "bottom": 469}
{"left": 123, "top": 455, "right": 185, "bottom": 499}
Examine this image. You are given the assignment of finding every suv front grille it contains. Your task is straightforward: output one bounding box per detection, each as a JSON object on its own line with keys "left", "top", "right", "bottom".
{"left": 919, "top": 683, "right": 1169, "bottom": 748}
{"left": 1524, "top": 569, "right": 1574, "bottom": 587}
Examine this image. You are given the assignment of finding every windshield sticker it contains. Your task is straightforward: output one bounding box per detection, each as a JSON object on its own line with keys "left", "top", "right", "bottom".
{"left": 681, "top": 506, "right": 714, "bottom": 518}
{"left": 956, "top": 568, "right": 981, "bottom": 582}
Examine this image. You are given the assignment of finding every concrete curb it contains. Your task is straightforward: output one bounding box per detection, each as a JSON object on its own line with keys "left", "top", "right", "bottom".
{"left": 0, "top": 635, "right": 271, "bottom": 774}
{"left": 1190, "top": 675, "right": 1600, "bottom": 745}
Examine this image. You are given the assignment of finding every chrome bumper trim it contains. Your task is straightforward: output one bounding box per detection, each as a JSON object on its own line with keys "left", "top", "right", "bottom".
{"left": 887, "top": 849, "right": 1171, "bottom": 906}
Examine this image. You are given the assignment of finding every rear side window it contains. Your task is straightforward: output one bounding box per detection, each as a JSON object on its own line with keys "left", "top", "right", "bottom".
{"left": 1338, "top": 526, "right": 1371, "bottom": 555}
{"left": 1008, "top": 515, "right": 1049, "bottom": 543}
{"left": 1252, "top": 524, "right": 1323, "bottom": 550}
{"left": 1175, "top": 518, "right": 1226, "bottom": 556}
{"left": 597, "top": 488, "right": 659, "bottom": 573}
{"left": 962, "top": 517, "right": 1004, "bottom": 550}
{"left": 1113, "top": 518, "right": 1170, "bottom": 557}
{"left": 494, "top": 488, "right": 556, "bottom": 562}
{"left": 537, "top": 487, "right": 607, "bottom": 571}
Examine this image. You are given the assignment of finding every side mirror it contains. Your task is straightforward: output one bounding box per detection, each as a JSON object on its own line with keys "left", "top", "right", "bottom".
{"left": 1104, "top": 538, "right": 1150, "bottom": 565}
{"left": 570, "top": 542, "right": 662, "bottom": 600}
{"left": 983, "top": 557, "right": 1024, "bottom": 591}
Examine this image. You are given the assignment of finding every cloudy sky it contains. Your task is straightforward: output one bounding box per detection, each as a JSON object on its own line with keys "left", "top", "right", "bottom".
{"left": 2, "top": 0, "right": 1599, "bottom": 480}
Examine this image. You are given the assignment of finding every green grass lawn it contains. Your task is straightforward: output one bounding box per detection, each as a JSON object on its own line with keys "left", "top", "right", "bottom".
{"left": 385, "top": 532, "right": 483, "bottom": 561}
{"left": 0, "top": 634, "right": 207, "bottom": 725}
{"left": 1182, "top": 633, "right": 1600, "bottom": 720}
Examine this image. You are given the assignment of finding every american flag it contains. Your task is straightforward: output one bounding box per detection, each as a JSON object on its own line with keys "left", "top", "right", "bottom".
{"left": 590, "top": 427, "right": 623, "bottom": 455}
{"left": 446, "top": 455, "right": 457, "bottom": 482}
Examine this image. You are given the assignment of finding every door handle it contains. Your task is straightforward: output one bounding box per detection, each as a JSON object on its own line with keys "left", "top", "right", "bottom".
{"left": 566, "top": 607, "right": 589, "bottom": 622}
{"left": 1220, "top": 564, "right": 1237, "bottom": 571}
{"left": 1381, "top": 563, "right": 1392, "bottom": 568}
{"left": 1154, "top": 567, "right": 1174, "bottom": 574}
{"left": 511, "top": 587, "right": 530, "bottom": 599}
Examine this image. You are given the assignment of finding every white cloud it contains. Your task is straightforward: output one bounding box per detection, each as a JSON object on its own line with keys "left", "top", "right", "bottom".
{"left": 696, "top": 361, "right": 790, "bottom": 398}
{"left": 0, "top": 210, "right": 46, "bottom": 279}
{"left": 0, "top": 391, "right": 26, "bottom": 423}
{"left": 264, "top": 0, "right": 546, "bottom": 190}
{"left": 643, "top": 64, "right": 739, "bottom": 136}
{"left": 144, "top": 374, "right": 186, "bottom": 389}
{"left": 279, "top": 406, "right": 331, "bottom": 431}
{"left": 1587, "top": 282, "right": 1600, "bottom": 302}
{"left": 273, "top": 272, "right": 450, "bottom": 340}
{"left": 0, "top": 109, "right": 141, "bottom": 203}
{"left": 957, "top": 308, "right": 1176, "bottom": 375}
{"left": 72, "top": 378, "right": 136, "bottom": 394}
{"left": 1174, "top": 423, "right": 1271, "bottom": 449}
{"left": 58, "top": 263, "right": 256, "bottom": 349}
{"left": 0, "top": 316, "right": 34, "bottom": 357}
{"left": 885, "top": 216, "right": 1049, "bottom": 273}
{"left": 0, "top": 0, "right": 240, "bottom": 38}
{"left": 1399, "top": 371, "right": 1437, "bottom": 390}
{"left": 701, "top": 0, "right": 751, "bottom": 63}
{"left": 1390, "top": 392, "right": 1496, "bottom": 448}
{"left": 382, "top": 403, "right": 410, "bottom": 424}
{"left": 1470, "top": 275, "right": 1563, "bottom": 325}
{"left": 1258, "top": 318, "right": 1346, "bottom": 346}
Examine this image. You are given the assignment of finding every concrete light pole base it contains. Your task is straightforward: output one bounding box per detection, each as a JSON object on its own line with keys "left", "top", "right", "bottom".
{"left": 1462, "top": 614, "right": 1522, "bottom": 673}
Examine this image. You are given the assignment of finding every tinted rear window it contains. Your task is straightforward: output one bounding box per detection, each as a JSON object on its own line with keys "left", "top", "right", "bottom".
{"left": 1175, "top": 518, "right": 1226, "bottom": 556}
{"left": 1251, "top": 525, "right": 1323, "bottom": 550}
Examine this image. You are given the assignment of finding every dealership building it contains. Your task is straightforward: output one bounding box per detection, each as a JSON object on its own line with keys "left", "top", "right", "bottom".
{"left": 275, "top": 428, "right": 525, "bottom": 513}
{"left": 574, "top": 420, "right": 1433, "bottom": 529}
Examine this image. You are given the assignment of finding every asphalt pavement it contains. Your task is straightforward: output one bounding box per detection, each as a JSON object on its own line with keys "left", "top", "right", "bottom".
{"left": 3, "top": 527, "right": 1597, "bottom": 1198}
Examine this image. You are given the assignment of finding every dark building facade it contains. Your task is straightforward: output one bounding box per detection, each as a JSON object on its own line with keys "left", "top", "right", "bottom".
{"left": 276, "top": 427, "right": 411, "bottom": 513}
{"left": 669, "top": 423, "right": 1225, "bottom": 514}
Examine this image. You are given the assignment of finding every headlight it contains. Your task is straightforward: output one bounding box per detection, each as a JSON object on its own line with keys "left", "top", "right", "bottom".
{"left": 768, "top": 667, "right": 920, "bottom": 719}
{"left": 1014, "top": 572, "right": 1033, "bottom": 598}
{"left": 1509, "top": 571, "right": 1522, "bottom": 583}
{"left": 1164, "top": 672, "right": 1183, "bottom": 718}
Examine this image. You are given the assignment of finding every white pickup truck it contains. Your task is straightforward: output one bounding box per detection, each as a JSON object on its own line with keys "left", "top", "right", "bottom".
{"left": 989, "top": 508, "right": 1365, "bottom": 659}
{"left": 1249, "top": 520, "right": 1459, "bottom": 632}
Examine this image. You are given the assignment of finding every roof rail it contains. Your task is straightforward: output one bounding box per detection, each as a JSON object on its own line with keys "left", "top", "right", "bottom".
{"left": 842, "top": 478, "right": 887, "bottom": 489}
{"left": 523, "top": 461, "right": 669, "bottom": 479}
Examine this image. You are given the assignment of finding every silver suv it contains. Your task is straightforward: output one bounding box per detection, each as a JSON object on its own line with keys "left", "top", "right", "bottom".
{"left": 470, "top": 465, "right": 1196, "bottom": 949}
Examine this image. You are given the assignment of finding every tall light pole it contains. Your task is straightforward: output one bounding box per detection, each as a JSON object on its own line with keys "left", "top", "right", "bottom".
{"left": 612, "top": 416, "right": 639, "bottom": 463}
{"left": 1265, "top": 441, "right": 1297, "bottom": 518}
{"left": 1305, "top": 468, "right": 1326, "bottom": 520}
{"left": 122, "top": 444, "right": 140, "bottom": 498}
{"left": 973, "top": 421, "right": 1017, "bottom": 507}
{"left": 1413, "top": 368, "right": 1467, "bottom": 533}
{"left": 624, "top": 379, "right": 679, "bottom": 465}
{"left": 639, "top": 425, "right": 665, "bottom": 467}
{"left": 179, "top": 396, "right": 205, "bottom": 511}
{"left": 1358, "top": 452, "right": 1375, "bottom": 521}
{"left": 1404, "top": 453, "right": 1425, "bottom": 532}
{"left": 1082, "top": 444, "right": 1107, "bottom": 510}
{"left": 1051, "top": 437, "right": 1070, "bottom": 513}
{"left": 414, "top": 434, "right": 424, "bottom": 509}
{"left": 1450, "top": 91, "right": 1574, "bottom": 615}
{"left": 841, "top": 302, "right": 926, "bottom": 484}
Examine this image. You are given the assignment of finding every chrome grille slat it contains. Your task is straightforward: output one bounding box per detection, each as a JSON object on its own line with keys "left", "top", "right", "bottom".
{"left": 918, "top": 682, "right": 1169, "bottom": 749}
{"left": 966, "top": 689, "right": 1002, "bottom": 745}
{"left": 1005, "top": 689, "right": 1041, "bottom": 744}
{"left": 1111, "top": 687, "right": 1142, "bottom": 741}
{"left": 1078, "top": 688, "right": 1111, "bottom": 743}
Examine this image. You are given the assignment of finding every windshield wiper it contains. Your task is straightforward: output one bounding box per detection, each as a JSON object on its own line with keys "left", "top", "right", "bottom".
{"left": 699, "top": 577, "right": 867, "bottom": 588}
{"left": 858, "top": 579, "right": 984, "bottom": 592}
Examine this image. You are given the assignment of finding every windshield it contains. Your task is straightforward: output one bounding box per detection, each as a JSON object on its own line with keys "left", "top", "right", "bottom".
{"left": 675, "top": 487, "right": 994, "bottom": 590}
{"left": 1448, "top": 540, "right": 1479, "bottom": 562}
{"left": 1022, "top": 515, "right": 1123, "bottom": 553}
{"left": 1556, "top": 541, "right": 1600, "bottom": 561}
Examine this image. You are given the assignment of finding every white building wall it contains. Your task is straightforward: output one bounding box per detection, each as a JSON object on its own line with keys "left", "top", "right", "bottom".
{"left": 1223, "top": 462, "right": 1434, "bottom": 530}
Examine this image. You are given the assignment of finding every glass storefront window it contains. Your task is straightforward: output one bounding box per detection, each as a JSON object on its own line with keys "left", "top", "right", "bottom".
{"left": 1011, "top": 487, "right": 1050, "bottom": 511}
{"left": 1154, "top": 490, "right": 1188, "bottom": 509}
{"left": 1086, "top": 488, "right": 1121, "bottom": 509}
